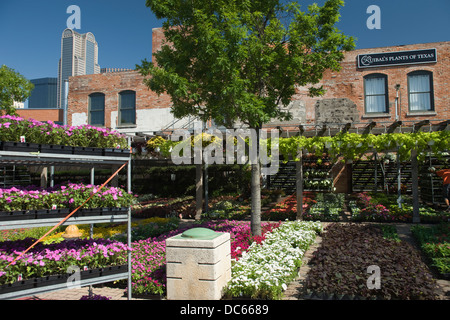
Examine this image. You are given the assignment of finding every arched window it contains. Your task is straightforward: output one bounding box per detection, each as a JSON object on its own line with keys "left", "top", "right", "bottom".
{"left": 364, "top": 73, "right": 388, "bottom": 114}
{"left": 88, "top": 92, "right": 105, "bottom": 126}
{"left": 118, "top": 90, "right": 136, "bottom": 126}
{"left": 407, "top": 70, "right": 434, "bottom": 112}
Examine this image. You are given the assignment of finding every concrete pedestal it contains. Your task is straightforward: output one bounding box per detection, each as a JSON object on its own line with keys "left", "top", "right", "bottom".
{"left": 165, "top": 228, "right": 231, "bottom": 300}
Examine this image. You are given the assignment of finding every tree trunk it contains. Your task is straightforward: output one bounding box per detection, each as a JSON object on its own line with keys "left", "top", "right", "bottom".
{"left": 251, "top": 161, "right": 262, "bottom": 236}
{"left": 251, "top": 127, "right": 262, "bottom": 236}
{"left": 195, "top": 163, "right": 203, "bottom": 220}
{"left": 296, "top": 149, "right": 304, "bottom": 220}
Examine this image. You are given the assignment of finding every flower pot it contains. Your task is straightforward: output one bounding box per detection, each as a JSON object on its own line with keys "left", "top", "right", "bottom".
{"left": 99, "top": 265, "right": 128, "bottom": 277}
{"left": 72, "top": 146, "right": 103, "bottom": 156}
{"left": 37, "top": 274, "right": 70, "bottom": 286}
{"left": 0, "top": 210, "right": 36, "bottom": 221}
{"left": 103, "top": 148, "right": 131, "bottom": 158}
{"left": 35, "top": 208, "right": 70, "bottom": 219}
{"left": 78, "top": 208, "right": 103, "bottom": 217}
{"left": 0, "top": 278, "right": 39, "bottom": 295}
{"left": 40, "top": 144, "right": 73, "bottom": 154}
{"left": 0, "top": 265, "right": 128, "bottom": 296}
{"left": 101, "top": 207, "right": 128, "bottom": 215}
{"left": 0, "top": 141, "right": 40, "bottom": 153}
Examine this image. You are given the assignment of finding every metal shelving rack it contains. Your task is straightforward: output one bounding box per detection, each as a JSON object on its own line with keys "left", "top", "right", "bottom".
{"left": 0, "top": 147, "right": 133, "bottom": 300}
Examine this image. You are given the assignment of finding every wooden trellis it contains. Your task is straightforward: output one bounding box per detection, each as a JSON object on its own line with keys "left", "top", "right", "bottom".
{"left": 267, "top": 119, "right": 449, "bottom": 223}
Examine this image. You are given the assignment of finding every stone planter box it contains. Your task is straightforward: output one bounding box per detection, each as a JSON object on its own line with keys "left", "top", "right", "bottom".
{"left": 166, "top": 228, "right": 231, "bottom": 300}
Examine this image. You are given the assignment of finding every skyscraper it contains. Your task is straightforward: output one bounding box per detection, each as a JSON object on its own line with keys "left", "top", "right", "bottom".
{"left": 57, "top": 28, "right": 100, "bottom": 108}
{"left": 28, "top": 78, "right": 58, "bottom": 108}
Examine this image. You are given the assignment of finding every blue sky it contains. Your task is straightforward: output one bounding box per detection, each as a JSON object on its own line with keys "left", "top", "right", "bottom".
{"left": 0, "top": 0, "right": 449, "bottom": 82}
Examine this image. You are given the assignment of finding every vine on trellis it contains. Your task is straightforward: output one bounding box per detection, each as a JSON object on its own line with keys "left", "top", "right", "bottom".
{"left": 150, "top": 130, "right": 450, "bottom": 163}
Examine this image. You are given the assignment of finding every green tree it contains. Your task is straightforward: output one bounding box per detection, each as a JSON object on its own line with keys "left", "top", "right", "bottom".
{"left": 138, "top": 0, "right": 355, "bottom": 235}
{"left": 0, "top": 65, "right": 34, "bottom": 116}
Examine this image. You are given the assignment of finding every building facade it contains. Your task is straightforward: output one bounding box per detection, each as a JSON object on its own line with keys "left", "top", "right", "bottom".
{"left": 57, "top": 28, "right": 100, "bottom": 108}
{"left": 67, "top": 27, "right": 448, "bottom": 134}
{"left": 292, "top": 41, "right": 449, "bottom": 128}
{"left": 28, "top": 77, "right": 58, "bottom": 108}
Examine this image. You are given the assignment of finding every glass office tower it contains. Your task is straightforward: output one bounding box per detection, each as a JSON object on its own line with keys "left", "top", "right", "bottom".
{"left": 28, "top": 78, "right": 58, "bottom": 108}
{"left": 57, "top": 28, "right": 100, "bottom": 108}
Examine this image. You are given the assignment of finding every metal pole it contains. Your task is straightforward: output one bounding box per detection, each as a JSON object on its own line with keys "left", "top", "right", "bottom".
{"left": 411, "top": 149, "right": 420, "bottom": 223}
{"left": 63, "top": 80, "right": 69, "bottom": 126}
{"left": 374, "top": 152, "right": 378, "bottom": 192}
{"left": 127, "top": 137, "right": 132, "bottom": 300}
{"left": 50, "top": 166, "right": 54, "bottom": 188}
{"left": 90, "top": 167, "right": 94, "bottom": 239}
{"left": 204, "top": 122, "right": 208, "bottom": 215}
{"left": 397, "top": 147, "right": 402, "bottom": 208}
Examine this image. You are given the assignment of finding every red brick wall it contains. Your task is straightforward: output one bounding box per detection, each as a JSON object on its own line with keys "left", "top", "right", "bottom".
{"left": 295, "top": 41, "right": 449, "bottom": 125}
{"left": 67, "top": 70, "right": 172, "bottom": 128}
{"left": 16, "top": 109, "right": 63, "bottom": 123}
{"left": 68, "top": 29, "right": 448, "bottom": 130}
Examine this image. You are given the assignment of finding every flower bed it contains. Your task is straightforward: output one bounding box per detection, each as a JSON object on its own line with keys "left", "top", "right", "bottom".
{"left": 262, "top": 193, "right": 343, "bottom": 222}
{"left": 0, "top": 115, "right": 128, "bottom": 150}
{"left": 129, "top": 220, "right": 281, "bottom": 297}
{"left": 304, "top": 223, "right": 438, "bottom": 300}
{"left": 303, "top": 193, "right": 343, "bottom": 222}
{"left": 350, "top": 192, "right": 450, "bottom": 222}
{"left": 411, "top": 223, "right": 450, "bottom": 278}
{"left": 261, "top": 193, "right": 315, "bottom": 221}
{"left": 131, "top": 196, "right": 195, "bottom": 219}
{"left": 225, "top": 220, "right": 322, "bottom": 299}
{"left": 0, "top": 183, "right": 134, "bottom": 213}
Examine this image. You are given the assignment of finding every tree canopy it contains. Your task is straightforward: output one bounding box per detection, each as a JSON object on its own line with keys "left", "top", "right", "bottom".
{"left": 138, "top": 0, "right": 355, "bottom": 129}
{"left": 138, "top": 0, "right": 355, "bottom": 235}
{"left": 0, "top": 65, "right": 34, "bottom": 116}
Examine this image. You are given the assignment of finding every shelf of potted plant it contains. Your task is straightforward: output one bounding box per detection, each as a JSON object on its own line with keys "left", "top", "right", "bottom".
{"left": 0, "top": 119, "right": 134, "bottom": 300}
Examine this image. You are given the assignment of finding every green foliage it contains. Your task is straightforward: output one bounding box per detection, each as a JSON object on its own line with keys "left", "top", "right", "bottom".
{"left": 0, "top": 65, "right": 34, "bottom": 116}
{"left": 380, "top": 225, "right": 401, "bottom": 242}
{"left": 280, "top": 131, "right": 450, "bottom": 162}
{"left": 153, "top": 130, "right": 450, "bottom": 164}
{"left": 411, "top": 223, "right": 450, "bottom": 276}
{"left": 138, "top": 0, "right": 355, "bottom": 129}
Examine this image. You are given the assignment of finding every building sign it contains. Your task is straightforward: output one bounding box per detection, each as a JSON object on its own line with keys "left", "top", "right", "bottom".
{"left": 357, "top": 48, "right": 437, "bottom": 68}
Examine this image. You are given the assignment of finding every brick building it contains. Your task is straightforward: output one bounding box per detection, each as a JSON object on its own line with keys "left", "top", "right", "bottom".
{"left": 67, "top": 27, "right": 449, "bottom": 134}
{"left": 293, "top": 41, "right": 449, "bottom": 128}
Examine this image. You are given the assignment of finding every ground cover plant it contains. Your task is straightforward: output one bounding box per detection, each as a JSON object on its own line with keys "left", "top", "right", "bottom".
{"left": 411, "top": 223, "right": 450, "bottom": 277}
{"left": 304, "top": 193, "right": 344, "bottom": 222}
{"left": 304, "top": 223, "right": 438, "bottom": 300}
{"left": 225, "top": 221, "right": 322, "bottom": 299}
